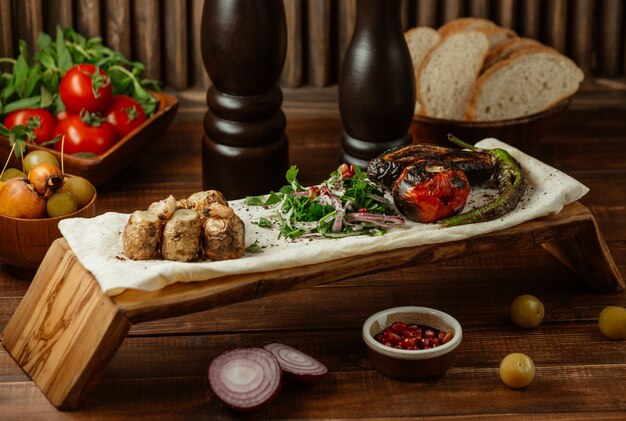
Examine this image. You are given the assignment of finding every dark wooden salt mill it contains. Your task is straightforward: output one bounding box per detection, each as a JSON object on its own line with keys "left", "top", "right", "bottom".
{"left": 339, "top": 0, "right": 415, "bottom": 167}
{"left": 200, "top": 0, "right": 289, "bottom": 199}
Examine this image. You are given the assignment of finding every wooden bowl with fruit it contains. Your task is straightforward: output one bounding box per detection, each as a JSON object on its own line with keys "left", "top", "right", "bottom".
{"left": 0, "top": 28, "right": 178, "bottom": 187}
{"left": 0, "top": 150, "right": 96, "bottom": 278}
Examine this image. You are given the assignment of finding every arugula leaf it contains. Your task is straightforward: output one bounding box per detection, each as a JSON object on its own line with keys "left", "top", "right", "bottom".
{"left": 39, "top": 86, "right": 53, "bottom": 108}
{"left": 245, "top": 240, "right": 262, "bottom": 254}
{"left": 13, "top": 41, "right": 29, "bottom": 97}
{"left": 3, "top": 96, "right": 42, "bottom": 114}
{"left": 244, "top": 191, "right": 281, "bottom": 206}
{"left": 252, "top": 217, "right": 273, "bottom": 228}
{"left": 55, "top": 26, "right": 73, "bottom": 71}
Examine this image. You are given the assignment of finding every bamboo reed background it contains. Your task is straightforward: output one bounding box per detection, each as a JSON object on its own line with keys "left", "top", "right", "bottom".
{"left": 0, "top": 0, "right": 624, "bottom": 91}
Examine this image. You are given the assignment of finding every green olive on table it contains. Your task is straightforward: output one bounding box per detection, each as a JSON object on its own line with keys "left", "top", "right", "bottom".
{"left": 22, "top": 150, "right": 59, "bottom": 173}
{"left": 510, "top": 294, "right": 545, "bottom": 328}
{"left": 47, "top": 191, "right": 78, "bottom": 218}
{"left": 499, "top": 353, "right": 535, "bottom": 389}
{"left": 598, "top": 306, "right": 626, "bottom": 340}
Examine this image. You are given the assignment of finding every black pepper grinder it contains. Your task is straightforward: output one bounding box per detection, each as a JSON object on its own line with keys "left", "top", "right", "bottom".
{"left": 200, "top": 0, "right": 289, "bottom": 199}
{"left": 338, "top": 0, "right": 415, "bottom": 167}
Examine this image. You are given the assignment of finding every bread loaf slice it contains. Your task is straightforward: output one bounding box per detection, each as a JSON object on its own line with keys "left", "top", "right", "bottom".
{"left": 465, "top": 49, "right": 584, "bottom": 121}
{"left": 416, "top": 30, "right": 489, "bottom": 120}
{"left": 483, "top": 37, "right": 544, "bottom": 71}
{"left": 404, "top": 27, "right": 440, "bottom": 115}
{"left": 438, "top": 17, "right": 496, "bottom": 37}
{"left": 475, "top": 26, "right": 517, "bottom": 49}
{"left": 405, "top": 27, "right": 441, "bottom": 70}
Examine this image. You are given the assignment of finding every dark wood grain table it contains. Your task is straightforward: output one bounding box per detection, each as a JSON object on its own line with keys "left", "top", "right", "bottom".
{"left": 1, "top": 81, "right": 625, "bottom": 420}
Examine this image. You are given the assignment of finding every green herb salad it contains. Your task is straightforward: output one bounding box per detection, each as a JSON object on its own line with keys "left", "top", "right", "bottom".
{"left": 245, "top": 164, "right": 405, "bottom": 239}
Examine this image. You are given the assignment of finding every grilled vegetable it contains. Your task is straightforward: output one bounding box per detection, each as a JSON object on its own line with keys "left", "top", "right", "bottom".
{"left": 392, "top": 159, "right": 470, "bottom": 223}
{"left": 440, "top": 134, "right": 526, "bottom": 226}
{"left": 367, "top": 143, "right": 494, "bottom": 189}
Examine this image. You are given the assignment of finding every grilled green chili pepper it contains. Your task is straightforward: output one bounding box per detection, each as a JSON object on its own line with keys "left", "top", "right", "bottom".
{"left": 441, "top": 134, "right": 526, "bottom": 227}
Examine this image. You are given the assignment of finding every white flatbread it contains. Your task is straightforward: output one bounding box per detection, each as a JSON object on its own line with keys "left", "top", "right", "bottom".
{"left": 60, "top": 139, "right": 588, "bottom": 296}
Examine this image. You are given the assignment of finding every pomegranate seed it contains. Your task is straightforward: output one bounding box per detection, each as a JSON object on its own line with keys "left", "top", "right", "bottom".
{"left": 419, "top": 338, "right": 430, "bottom": 349}
{"left": 424, "top": 329, "right": 436, "bottom": 339}
{"left": 401, "top": 337, "right": 417, "bottom": 348}
{"left": 340, "top": 163, "right": 355, "bottom": 179}
{"left": 308, "top": 186, "right": 320, "bottom": 201}
{"left": 438, "top": 332, "right": 445, "bottom": 340}
{"left": 407, "top": 324, "right": 419, "bottom": 331}
{"left": 374, "top": 334, "right": 384, "bottom": 342}
{"left": 403, "top": 330, "right": 415, "bottom": 339}
{"left": 384, "top": 342, "right": 392, "bottom": 347}
{"left": 406, "top": 345, "right": 418, "bottom": 350}
{"left": 387, "top": 332, "right": 402, "bottom": 344}
{"left": 441, "top": 332, "right": 454, "bottom": 344}
{"left": 391, "top": 322, "right": 407, "bottom": 334}
{"left": 357, "top": 207, "right": 368, "bottom": 213}
{"left": 431, "top": 338, "right": 441, "bottom": 346}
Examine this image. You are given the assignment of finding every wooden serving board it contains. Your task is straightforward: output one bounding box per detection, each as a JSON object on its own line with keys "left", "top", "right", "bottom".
{"left": 2, "top": 201, "right": 623, "bottom": 410}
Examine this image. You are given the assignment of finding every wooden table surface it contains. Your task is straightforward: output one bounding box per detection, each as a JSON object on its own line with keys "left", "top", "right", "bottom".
{"left": 1, "top": 82, "right": 625, "bottom": 420}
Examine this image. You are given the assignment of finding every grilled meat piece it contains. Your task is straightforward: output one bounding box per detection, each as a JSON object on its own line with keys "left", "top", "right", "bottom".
{"left": 367, "top": 144, "right": 495, "bottom": 189}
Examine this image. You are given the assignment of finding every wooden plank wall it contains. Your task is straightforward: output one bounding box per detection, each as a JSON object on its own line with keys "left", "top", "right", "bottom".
{"left": 0, "top": 0, "right": 624, "bottom": 90}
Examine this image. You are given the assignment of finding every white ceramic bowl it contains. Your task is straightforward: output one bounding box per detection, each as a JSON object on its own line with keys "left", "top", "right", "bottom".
{"left": 362, "top": 306, "right": 463, "bottom": 380}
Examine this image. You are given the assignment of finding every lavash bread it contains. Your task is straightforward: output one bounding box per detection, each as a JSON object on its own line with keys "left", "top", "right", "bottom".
{"left": 404, "top": 27, "right": 441, "bottom": 114}
{"left": 416, "top": 30, "right": 489, "bottom": 119}
{"left": 465, "top": 49, "right": 584, "bottom": 121}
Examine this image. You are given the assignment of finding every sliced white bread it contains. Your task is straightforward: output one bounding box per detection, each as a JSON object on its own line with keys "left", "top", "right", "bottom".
{"left": 475, "top": 26, "right": 517, "bottom": 49}
{"left": 404, "top": 27, "right": 441, "bottom": 115}
{"left": 465, "top": 49, "right": 584, "bottom": 121}
{"left": 438, "top": 17, "right": 497, "bottom": 37}
{"left": 416, "top": 30, "right": 489, "bottom": 120}
{"left": 405, "top": 27, "right": 441, "bottom": 70}
{"left": 483, "top": 37, "right": 544, "bottom": 71}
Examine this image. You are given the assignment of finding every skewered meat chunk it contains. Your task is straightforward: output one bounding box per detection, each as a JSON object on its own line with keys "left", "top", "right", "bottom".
{"left": 123, "top": 211, "right": 163, "bottom": 260}
{"left": 162, "top": 209, "right": 202, "bottom": 262}
{"left": 203, "top": 203, "right": 245, "bottom": 261}
{"left": 147, "top": 195, "right": 177, "bottom": 221}
{"left": 186, "top": 190, "right": 228, "bottom": 221}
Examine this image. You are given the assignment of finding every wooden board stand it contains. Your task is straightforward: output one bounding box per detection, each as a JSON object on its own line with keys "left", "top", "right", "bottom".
{"left": 2, "top": 202, "right": 623, "bottom": 410}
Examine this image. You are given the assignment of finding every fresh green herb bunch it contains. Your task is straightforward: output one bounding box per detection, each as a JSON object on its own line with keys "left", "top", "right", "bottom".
{"left": 246, "top": 165, "right": 403, "bottom": 240}
{"left": 0, "top": 26, "right": 160, "bottom": 117}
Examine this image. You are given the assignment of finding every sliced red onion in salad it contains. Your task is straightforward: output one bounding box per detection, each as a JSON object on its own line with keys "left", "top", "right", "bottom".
{"left": 264, "top": 343, "right": 328, "bottom": 383}
{"left": 208, "top": 348, "right": 282, "bottom": 411}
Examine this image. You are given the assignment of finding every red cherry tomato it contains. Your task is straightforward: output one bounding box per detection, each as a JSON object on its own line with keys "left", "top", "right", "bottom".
{"left": 3, "top": 109, "right": 57, "bottom": 144}
{"left": 392, "top": 159, "right": 470, "bottom": 223}
{"left": 103, "top": 95, "right": 147, "bottom": 137}
{"left": 55, "top": 110, "right": 69, "bottom": 121}
{"left": 52, "top": 114, "right": 118, "bottom": 155}
{"left": 59, "top": 64, "right": 113, "bottom": 114}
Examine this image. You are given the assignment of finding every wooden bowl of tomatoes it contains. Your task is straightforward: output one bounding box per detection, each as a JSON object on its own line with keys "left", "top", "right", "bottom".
{"left": 1, "top": 90, "right": 178, "bottom": 187}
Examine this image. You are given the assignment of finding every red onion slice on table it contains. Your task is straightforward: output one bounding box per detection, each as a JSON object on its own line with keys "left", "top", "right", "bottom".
{"left": 208, "top": 348, "right": 282, "bottom": 411}
{"left": 264, "top": 343, "right": 328, "bottom": 383}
